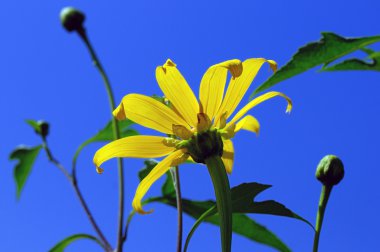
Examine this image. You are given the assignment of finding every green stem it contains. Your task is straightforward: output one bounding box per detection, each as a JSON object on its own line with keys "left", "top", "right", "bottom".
{"left": 77, "top": 28, "right": 125, "bottom": 252}
{"left": 170, "top": 166, "right": 183, "bottom": 252}
{"left": 42, "top": 138, "right": 113, "bottom": 252}
{"left": 313, "top": 185, "right": 332, "bottom": 252}
{"left": 205, "top": 156, "right": 232, "bottom": 252}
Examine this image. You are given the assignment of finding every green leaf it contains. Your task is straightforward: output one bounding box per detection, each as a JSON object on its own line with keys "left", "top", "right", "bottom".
{"left": 252, "top": 32, "right": 380, "bottom": 96}
{"left": 73, "top": 119, "right": 138, "bottom": 163}
{"left": 322, "top": 48, "right": 380, "bottom": 71}
{"left": 182, "top": 182, "right": 313, "bottom": 252}
{"left": 49, "top": 234, "right": 104, "bottom": 252}
{"left": 10, "top": 145, "right": 42, "bottom": 199}
{"left": 159, "top": 197, "right": 291, "bottom": 252}
{"left": 230, "top": 183, "right": 313, "bottom": 228}
{"left": 138, "top": 161, "right": 307, "bottom": 251}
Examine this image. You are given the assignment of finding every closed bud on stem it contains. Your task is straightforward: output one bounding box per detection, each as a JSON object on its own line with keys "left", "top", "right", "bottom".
{"left": 60, "top": 7, "right": 85, "bottom": 32}
{"left": 38, "top": 120, "right": 49, "bottom": 138}
{"left": 316, "top": 155, "right": 344, "bottom": 186}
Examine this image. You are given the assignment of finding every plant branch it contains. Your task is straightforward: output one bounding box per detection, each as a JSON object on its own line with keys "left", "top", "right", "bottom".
{"left": 170, "top": 166, "right": 183, "bottom": 252}
{"left": 42, "top": 138, "right": 113, "bottom": 252}
{"left": 77, "top": 27, "right": 125, "bottom": 252}
{"left": 313, "top": 185, "right": 332, "bottom": 252}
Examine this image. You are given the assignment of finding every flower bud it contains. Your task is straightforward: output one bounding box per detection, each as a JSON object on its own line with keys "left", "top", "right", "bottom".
{"left": 315, "top": 155, "right": 344, "bottom": 186}
{"left": 38, "top": 120, "right": 49, "bottom": 138}
{"left": 60, "top": 7, "right": 85, "bottom": 32}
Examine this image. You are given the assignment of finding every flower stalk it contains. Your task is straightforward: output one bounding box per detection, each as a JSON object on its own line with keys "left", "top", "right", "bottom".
{"left": 206, "top": 155, "right": 232, "bottom": 252}
{"left": 60, "top": 8, "right": 125, "bottom": 251}
{"left": 313, "top": 185, "right": 332, "bottom": 252}
{"left": 313, "top": 155, "right": 344, "bottom": 252}
{"left": 77, "top": 30, "right": 125, "bottom": 252}
{"left": 41, "top": 137, "right": 113, "bottom": 252}
{"left": 170, "top": 166, "right": 183, "bottom": 252}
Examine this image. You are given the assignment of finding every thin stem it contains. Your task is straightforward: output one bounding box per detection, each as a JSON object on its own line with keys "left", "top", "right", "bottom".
{"left": 77, "top": 28, "right": 125, "bottom": 252}
{"left": 205, "top": 156, "right": 232, "bottom": 252}
{"left": 42, "top": 138, "right": 113, "bottom": 252}
{"left": 170, "top": 166, "right": 183, "bottom": 252}
{"left": 122, "top": 197, "right": 165, "bottom": 242}
{"left": 313, "top": 185, "right": 332, "bottom": 252}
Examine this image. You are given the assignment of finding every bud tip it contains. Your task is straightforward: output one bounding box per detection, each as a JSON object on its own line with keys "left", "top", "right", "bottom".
{"left": 316, "top": 155, "right": 344, "bottom": 186}
{"left": 60, "top": 7, "right": 85, "bottom": 32}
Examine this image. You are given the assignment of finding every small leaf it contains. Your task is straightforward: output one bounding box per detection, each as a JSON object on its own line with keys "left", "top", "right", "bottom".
{"left": 252, "top": 32, "right": 380, "bottom": 96}
{"left": 25, "top": 119, "right": 49, "bottom": 137}
{"left": 10, "top": 145, "right": 42, "bottom": 199}
{"left": 49, "top": 234, "right": 104, "bottom": 252}
{"left": 73, "top": 119, "right": 138, "bottom": 162}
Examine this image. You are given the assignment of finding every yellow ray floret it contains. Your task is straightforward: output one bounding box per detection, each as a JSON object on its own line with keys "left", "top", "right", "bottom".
{"left": 94, "top": 57, "right": 292, "bottom": 214}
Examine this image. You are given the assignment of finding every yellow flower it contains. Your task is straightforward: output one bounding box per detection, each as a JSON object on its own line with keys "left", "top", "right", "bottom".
{"left": 93, "top": 58, "right": 292, "bottom": 214}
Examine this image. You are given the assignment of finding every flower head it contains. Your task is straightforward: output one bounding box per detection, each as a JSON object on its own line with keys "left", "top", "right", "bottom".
{"left": 94, "top": 58, "right": 292, "bottom": 214}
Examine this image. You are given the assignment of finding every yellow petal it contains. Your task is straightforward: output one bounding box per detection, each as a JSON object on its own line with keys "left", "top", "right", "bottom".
{"left": 93, "top": 135, "right": 175, "bottom": 171}
{"left": 113, "top": 103, "right": 127, "bottom": 120}
{"left": 117, "top": 94, "right": 189, "bottom": 134}
{"left": 227, "top": 91, "right": 292, "bottom": 127}
{"left": 222, "top": 140, "right": 234, "bottom": 174}
{"left": 235, "top": 115, "right": 260, "bottom": 135}
{"left": 156, "top": 59, "right": 199, "bottom": 127}
{"left": 132, "top": 149, "right": 188, "bottom": 214}
{"left": 216, "top": 58, "right": 277, "bottom": 122}
{"left": 199, "top": 59, "right": 242, "bottom": 120}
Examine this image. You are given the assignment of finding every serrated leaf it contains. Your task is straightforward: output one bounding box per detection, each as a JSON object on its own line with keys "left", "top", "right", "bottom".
{"left": 322, "top": 49, "right": 380, "bottom": 71}
{"left": 49, "top": 234, "right": 104, "bottom": 252}
{"left": 73, "top": 119, "right": 138, "bottom": 162}
{"left": 10, "top": 145, "right": 42, "bottom": 199}
{"left": 137, "top": 162, "right": 309, "bottom": 251}
{"left": 182, "top": 182, "right": 313, "bottom": 252}
{"left": 252, "top": 32, "right": 380, "bottom": 96}
{"left": 158, "top": 197, "right": 291, "bottom": 252}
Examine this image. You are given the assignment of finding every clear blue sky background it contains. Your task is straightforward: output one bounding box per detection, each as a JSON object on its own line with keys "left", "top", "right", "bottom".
{"left": 1, "top": 1, "right": 379, "bottom": 251}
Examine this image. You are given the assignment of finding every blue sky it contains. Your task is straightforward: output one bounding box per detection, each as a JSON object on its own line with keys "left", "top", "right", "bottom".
{"left": 1, "top": 1, "right": 380, "bottom": 251}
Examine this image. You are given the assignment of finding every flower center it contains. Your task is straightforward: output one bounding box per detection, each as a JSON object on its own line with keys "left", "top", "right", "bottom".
{"left": 177, "top": 128, "right": 224, "bottom": 163}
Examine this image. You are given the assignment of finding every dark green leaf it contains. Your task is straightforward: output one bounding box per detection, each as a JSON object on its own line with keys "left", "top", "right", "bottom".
{"left": 181, "top": 182, "right": 312, "bottom": 252}
{"left": 322, "top": 48, "right": 380, "bottom": 71}
{"left": 158, "top": 197, "right": 291, "bottom": 252}
{"left": 138, "top": 162, "right": 307, "bottom": 251}
{"left": 10, "top": 145, "right": 42, "bottom": 199}
{"left": 138, "top": 159, "right": 158, "bottom": 181}
{"left": 73, "top": 119, "right": 138, "bottom": 162}
{"left": 49, "top": 234, "right": 104, "bottom": 252}
{"left": 252, "top": 32, "right": 380, "bottom": 96}
{"left": 229, "top": 183, "right": 313, "bottom": 228}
